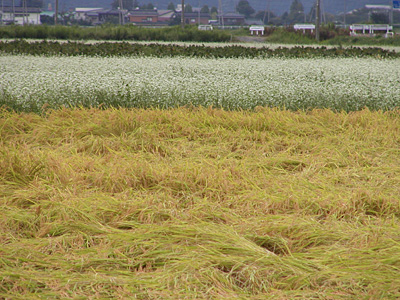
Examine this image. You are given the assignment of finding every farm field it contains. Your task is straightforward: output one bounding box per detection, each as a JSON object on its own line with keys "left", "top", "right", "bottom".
{"left": 1, "top": 54, "right": 400, "bottom": 113}
{"left": 1, "top": 107, "right": 400, "bottom": 299}
{"left": 1, "top": 42, "right": 400, "bottom": 298}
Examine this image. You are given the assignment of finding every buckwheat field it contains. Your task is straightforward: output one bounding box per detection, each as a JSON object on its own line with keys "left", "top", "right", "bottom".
{"left": 1, "top": 55, "right": 400, "bottom": 112}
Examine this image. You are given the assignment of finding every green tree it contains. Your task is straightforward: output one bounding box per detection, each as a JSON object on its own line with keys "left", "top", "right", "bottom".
{"left": 255, "top": 10, "right": 276, "bottom": 24}
{"left": 184, "top": 4, "right": 193, "bottom": 13}
{"left": 306, "top": 3, "right": 316, "bottom": 22}
{"left": 210, "top": 6, "right": 218, "bottom": 14}
{"left": 236, "top": 0, "right": 255, "bottom": 18}
{"left": 111, "top": 0, "right": 134, "bottom": 11}
{"left": 371, "top": 12, "right": 389, "bottom": 24}
{"left": 281, "top": 11, "right": 289, "bottom": 24}
{"left": 200, "top": 5, "right": 209, "bottom": 14}
{"left": 142, "top": 3, "right": 154, "bottom": 9}
{"left": 167, "top": 2, "right": 175, "bottom": 10}
{"left": 40, "top": 14, "right": 54, "bottom": 24}
{"left": 288, "top": 0, "right": 305, "bottom": 24}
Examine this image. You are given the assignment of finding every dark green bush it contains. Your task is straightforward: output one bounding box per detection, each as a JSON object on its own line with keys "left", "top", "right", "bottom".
{"left": 0, "top": 40, "right": 398, "bottom": 59}
{"left": 0, "top": 25, "right": 231, "bottom": 42}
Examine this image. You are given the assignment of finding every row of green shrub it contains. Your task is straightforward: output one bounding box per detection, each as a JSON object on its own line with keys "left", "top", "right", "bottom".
{"left": 0, "top": 24, "right": 231, "bottom": 42}
{"left": 1, "top": 24, "right": 400, "bottom": 46}
{"left": 0, "top": 40, "right": 398, "bottom": 58}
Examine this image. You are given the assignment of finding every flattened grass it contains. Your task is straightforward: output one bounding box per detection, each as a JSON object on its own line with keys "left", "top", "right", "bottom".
{"left": 1, "top": 107, "right": 400, "bottom": 299}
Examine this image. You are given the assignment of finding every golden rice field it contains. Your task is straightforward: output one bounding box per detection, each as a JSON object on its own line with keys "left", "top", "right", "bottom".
{"left": 1, "top": 107, "right": 400, "bottom": 299}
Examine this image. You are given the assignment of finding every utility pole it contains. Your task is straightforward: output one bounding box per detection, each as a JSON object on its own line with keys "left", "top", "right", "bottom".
{"left": 1, "top": 0, "right": 4, "bottom": 25}
{"left": 12, "top": 0, "right": 15, "bottom": 24}
{"left": 118, "top": 0, "right": 124, "bottom": 25}
{"left": 315, "top": 0, "right": 320, "bottom": 41}
{"left": 343, "top": 0, "right": 347, "bottom": 26}
{"left": 219, "top": 0, "right": 224, "bottom": 28}
{"left": 55, "top": 0, "right": 58, "bottom": 25}
{"left": 263, "top": 0, "right": 270, "bottom": 25}
{"left": 390, "top": 0, "right": 393, "bottom": 26}
{"left": 181, "top": 0, "right": 184, "bottom": 28}
{"left": 23, "top": 0, "right": 27, "bottom": 25}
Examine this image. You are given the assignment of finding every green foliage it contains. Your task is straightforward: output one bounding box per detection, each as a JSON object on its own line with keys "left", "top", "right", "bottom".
{"left": 111, "top": 0, "right": 135, "bottom": 10}
{"left": 325, "top": 34, "right": 400, "bottom": 46}
{"left": 184, "top": 4, "right": 193, "bottom": 13}
{"left": 141, "top": 3, "right": 155, "bottom": 10}
{"left": 167, "top": 1, "right": 175, "bottom": 10}
{"left": 254, "top": 10, "right": 276, "bottom": 24}
{"left": 200, "top": 5, "right": 210, "bottom": 13}
{"left": 0, "top": 25, "right": 231, "bottom": 42}
{"left": 1, "top": 39, "right": 398, "bottom": 59}
{"left": 288, "top": 0, "right": 305, "bottom": 24}
{"left": 236, "top": 0, "right": 255, "bottom": 18}
{"left": 40, "top": 15, "right": 54, "bottom": 25}
{"left": 370, "top": 12, "right": 389, "bottom": 24}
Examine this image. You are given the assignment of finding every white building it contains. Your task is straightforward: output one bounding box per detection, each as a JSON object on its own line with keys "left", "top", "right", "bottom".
{"left": 294, "top": 24, "right": 316, "bottom": 34}
{"left": 0, "top": 7, "right": 42, "bottom": 25}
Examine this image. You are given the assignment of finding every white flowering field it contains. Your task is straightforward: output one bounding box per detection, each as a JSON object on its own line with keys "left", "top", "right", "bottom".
{"left": 1, "top": 55, "right": 400, "bottom": 112}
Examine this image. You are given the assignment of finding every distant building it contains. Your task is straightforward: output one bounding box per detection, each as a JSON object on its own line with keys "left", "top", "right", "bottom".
{"left": 158, "top": 10, "right": 175, "bottom": 23}
{"left": 350, "top": 24, "right": 393, "bottom": 37}
{"left": 97, "top": 9, "right": 128, "bottom": 24}
{"left": 128, "top": 9, "right": 159, "bottom": 23}
{"left": 217, "top": 12, "right": 245, "bottom": 26}
{"left": 74, "top": 8, "right": 103, "bottom": 22}
{"left": 72, "top": 8, "right": 128, "bottom": 25}
{"left": 0, "top": 6, "right": 42, "bottom": 25}
{"left": 294, "top": 23, "right": 315, "bottom": 33}
{"left": 175, "top": 12, "right": 211, "bottom": 25}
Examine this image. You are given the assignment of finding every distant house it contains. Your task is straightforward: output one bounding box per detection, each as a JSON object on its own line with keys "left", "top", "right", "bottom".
{"left": 97, "top": 9, "right": 128, "bottom": 24}
{"left": 72, "top": 8, "right": 128, "bottom": 25}
{"left": 217, "top": 12, "right": 245, "bottom": 26}
{"left": 0, "top": 6, "right": 42, "bottom": 25}
{"left": 175, "top": 12, "right": 211, "bottom": 25}
{"left": 128, "top": 9, "right": 159, "bottom": 23}
{"left": 158, "top": 10, "right": 175, "bottom": 23}
{"left": 74, "top": 7, "right": 103, "bottom": 23}
{"left": 85, "top": 10, "right": 103, "bottom": 24}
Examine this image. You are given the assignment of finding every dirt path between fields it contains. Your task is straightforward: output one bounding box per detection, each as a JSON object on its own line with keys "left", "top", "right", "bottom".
{"left": 234, "top": 36, "right": 268, "bottom": 43}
